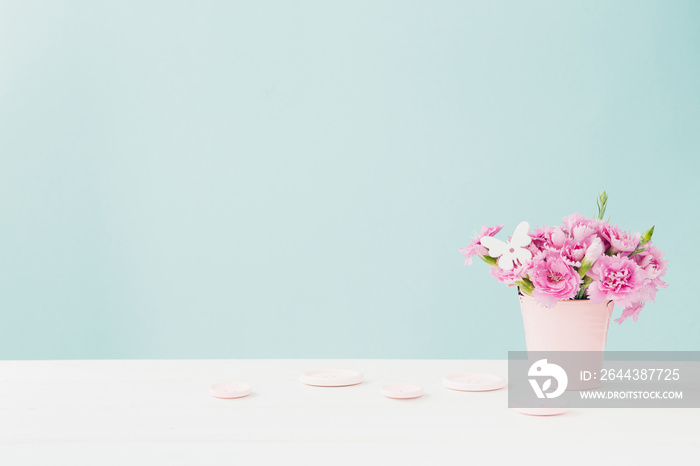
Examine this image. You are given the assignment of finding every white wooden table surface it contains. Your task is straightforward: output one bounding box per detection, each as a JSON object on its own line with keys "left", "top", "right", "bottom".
{"left": 1, "top": 359, "right": 698, "bottom": 465}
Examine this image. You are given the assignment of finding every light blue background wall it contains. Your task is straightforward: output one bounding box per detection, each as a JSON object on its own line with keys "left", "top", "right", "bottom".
{"left": 1, "top": 1, "right": 698, "bottom": 360}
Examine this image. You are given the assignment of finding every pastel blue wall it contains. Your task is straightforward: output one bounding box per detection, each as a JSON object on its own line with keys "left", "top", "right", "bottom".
{"left": 1, "top": 1, "right": 698, "bottom": 359}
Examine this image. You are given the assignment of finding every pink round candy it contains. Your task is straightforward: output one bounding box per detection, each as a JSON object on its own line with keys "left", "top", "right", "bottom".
{"left": 381, "top": 384, "right": 423, "bottom": 399}
{"left": 210, "top": 382, "right": 251, "bottom": 399}
{"left": 442, "top": 373, "right": 506, "bottom": 392}
{"left": 514, "top": 406, "right": 568, "bottom": 416}
{"left": 300, "top": 370, "right": 364, "bottom": 387}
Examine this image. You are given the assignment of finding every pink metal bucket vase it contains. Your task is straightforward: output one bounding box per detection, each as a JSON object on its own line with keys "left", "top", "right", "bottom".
{"left": 519, "top": 293, "right": 614, "bottom": 390}
{"left": 519, "top": 294, "right": 614, "bottom": 351}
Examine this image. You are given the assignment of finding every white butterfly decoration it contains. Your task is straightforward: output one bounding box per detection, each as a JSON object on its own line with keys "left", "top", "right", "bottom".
{"left": 480, "top": 221, "right": 533, "bottom": 270}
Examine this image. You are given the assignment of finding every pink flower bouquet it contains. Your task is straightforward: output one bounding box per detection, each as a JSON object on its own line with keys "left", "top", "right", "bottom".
{"left": 460, "top": 192, "right": 667, "bottom": 323}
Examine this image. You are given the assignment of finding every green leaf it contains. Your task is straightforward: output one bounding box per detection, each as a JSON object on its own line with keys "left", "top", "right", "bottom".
{"left": 515, "top": 277, "right": 534, "bottom": 295}
{"left": 480, "top": 255, "right": 498, "bottom": 267}
{"left": 575, "top": 276, "right": 593, "bottom": 299}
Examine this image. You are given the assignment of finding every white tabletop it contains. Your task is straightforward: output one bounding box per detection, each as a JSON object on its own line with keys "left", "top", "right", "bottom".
{"left": 1, "top": 359, "right": 697, "bottom": 465}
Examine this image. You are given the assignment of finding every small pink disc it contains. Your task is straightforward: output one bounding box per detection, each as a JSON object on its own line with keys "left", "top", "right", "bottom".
{"left": 514, "top": 406, "right": 568, "bottom": 416}
{"left": 210, "top": 382, "right": 251, "bottom": 399}
{"left": 381, "top": 384, "right": 423, "bottom": 399}
{"left": 300, "top": 370, "right": 363, "bottom": 387}
{"left": 442, "top": 373, "right": 506, "bottom": 392}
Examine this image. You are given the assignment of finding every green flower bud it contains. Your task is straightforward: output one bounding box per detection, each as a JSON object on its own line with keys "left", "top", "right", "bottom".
{"left": 639, "top": 225, "right": 654, "bottom": 247}
{"left": 596, "top": 191, "right": 609, "bottom": 221}
{"left": 480, "top": 255, "right": 498, "bottom": 267}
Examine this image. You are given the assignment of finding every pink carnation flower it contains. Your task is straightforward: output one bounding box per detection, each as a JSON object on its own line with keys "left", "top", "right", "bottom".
{"left": 562, "top": 213, "right": 598, "bottom": 242}
{"left": 614, "top": 302, "right": 645, "bottom": 324}
{"left": 525, "top": 242, "right": 542, "bottom": 257}
{"left": 630, "top": 244, "right": 669, "bottom": 305}
{"left": 559, "top": 237, "right": 592, "bottom": 267}
{"left": 531, "top": 225, "right": 566, "bottom": 251}
{"left": 587, "top": 255, "right": 646, "bottom": 308}
{"left": 490, "top": 263, "right": 527, "bottom": 283}
{"left": 596, "top": 221, "right": 613, "bottom": 249}
{"left": 632, "top": 244, "right": 668, "bottom": 284}
{"left": 611, "top": 231, "right": 640, "bottom": 255}
{"left": 529, "top": 225, "right": 553, "bottom": 250}
{"left": 584, "top": 237, "right": 605, "bottom": 264}
{"left": 459, "top": 224, "right": 504, "bottom": 266}
{"left": 599, "top": 223, "right": 639, "bottom": 254}
{"left": 549, "top": 226, "right": 567, "bottom": 249}
{"left": 527, "top": 251, "right": 581, "bottom": 307}
{"left": 563, "top": 213, "right": 598, "bottom": 231}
